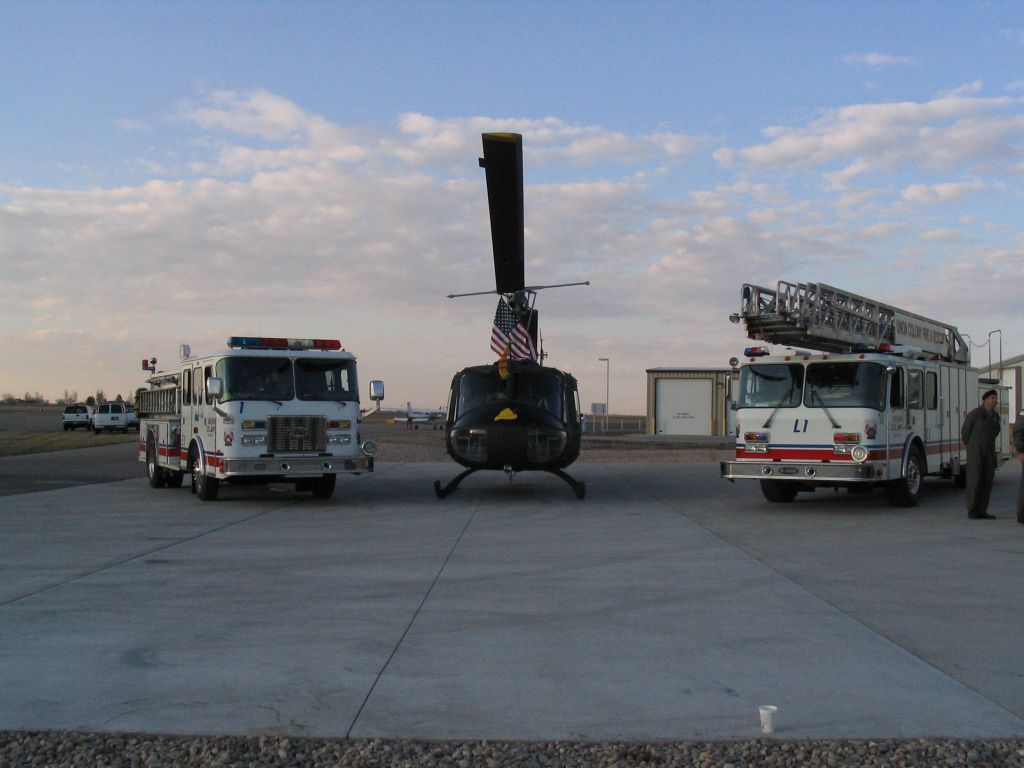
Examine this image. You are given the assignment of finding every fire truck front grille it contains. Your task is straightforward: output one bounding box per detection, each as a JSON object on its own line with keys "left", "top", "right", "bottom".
{"left": 267, "top": 416, "right": 327, "bottom": 453}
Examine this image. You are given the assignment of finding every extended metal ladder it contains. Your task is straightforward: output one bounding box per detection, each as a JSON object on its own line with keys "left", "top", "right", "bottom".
{"left": 137, "top": 384, "right": 178, "bottom": 416}
{"left": 735, "top": 281, "right": 969, "bottom": 364}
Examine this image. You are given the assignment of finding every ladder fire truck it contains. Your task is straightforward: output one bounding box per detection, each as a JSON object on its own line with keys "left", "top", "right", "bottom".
{"left": 137, "top": 336, "right": 377, "bottom": 501}
{"left": 720, "top": 280, "right": 980, "bottom": 506}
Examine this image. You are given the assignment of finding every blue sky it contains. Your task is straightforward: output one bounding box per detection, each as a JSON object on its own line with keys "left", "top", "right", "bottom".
{"left": 2, "top": 1, "right": 1023, "bottom": 412}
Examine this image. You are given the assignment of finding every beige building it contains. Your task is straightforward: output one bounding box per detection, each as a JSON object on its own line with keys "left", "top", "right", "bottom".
{"left": 977, "top": 352, "right": 1024, "bottom": 417}
{"left": 645, "top": 368, "right": 733, "bottom": 436}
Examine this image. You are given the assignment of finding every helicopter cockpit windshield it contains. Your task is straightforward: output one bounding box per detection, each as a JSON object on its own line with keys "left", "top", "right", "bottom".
{"left": 456, "top": 370, "right": 564, "bottom": 419}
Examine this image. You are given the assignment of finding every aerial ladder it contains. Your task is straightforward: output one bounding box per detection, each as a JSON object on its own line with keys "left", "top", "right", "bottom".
{"left": 730, "top": 280, "right": 970, "bottom": 365}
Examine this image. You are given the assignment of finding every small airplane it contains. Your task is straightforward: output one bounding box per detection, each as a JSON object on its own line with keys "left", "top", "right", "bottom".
{"left": 405, "top": 403, "right": 447, "bottom": 429}
{"left": 362, "top": 383, "right": 446, "bottom": 428}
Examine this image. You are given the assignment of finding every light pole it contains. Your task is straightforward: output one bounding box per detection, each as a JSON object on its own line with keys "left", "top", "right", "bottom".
{"left": 988, "top": 329, "right": 1003, "bottom": 380}
{"left": 598, "top": 357, "right": 610, "bottom": 433}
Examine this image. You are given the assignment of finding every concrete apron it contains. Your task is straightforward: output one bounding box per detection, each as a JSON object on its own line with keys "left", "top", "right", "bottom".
{"left": 1, "top": 461, "right": 1022, "bottom": 741}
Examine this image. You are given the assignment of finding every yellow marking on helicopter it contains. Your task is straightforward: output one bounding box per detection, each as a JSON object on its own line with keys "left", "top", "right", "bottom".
{"left": 494, "top": 407, "right": 518, "bottom": 421}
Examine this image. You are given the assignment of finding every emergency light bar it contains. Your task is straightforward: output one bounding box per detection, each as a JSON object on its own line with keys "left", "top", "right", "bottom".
{"left": 227, "top": 336, "right": 343, "bottom": 351}
{"left": 744, "top": 346, "right": 770, "bottom": 357}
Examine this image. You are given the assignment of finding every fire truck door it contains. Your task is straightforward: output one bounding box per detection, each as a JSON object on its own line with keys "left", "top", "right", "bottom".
{"left": 923, "top": 369, "right": 943, "bottom": 468}
{"left": 197, "top": 364, "right": 216, "bottom": 449}
{"left": 906, "top": 367, "right": 928, "bottom": 463}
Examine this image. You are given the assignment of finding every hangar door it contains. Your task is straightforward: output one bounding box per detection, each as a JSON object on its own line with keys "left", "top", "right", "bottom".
{"left": 655, "top": 377, "right": 712, "bottom": 435}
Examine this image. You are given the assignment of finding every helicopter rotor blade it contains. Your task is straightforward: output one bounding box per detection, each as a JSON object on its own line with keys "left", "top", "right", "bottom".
{"left": 447, "top": 281, "right": 590, "bottom": 300}
{"left": 479, "top": 132, "right": 525, "bottom": 294}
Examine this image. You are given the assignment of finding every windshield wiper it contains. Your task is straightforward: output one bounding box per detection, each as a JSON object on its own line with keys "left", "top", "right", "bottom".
{"left": 762, "top": 385, "right": 795, "bottom": 429}
{"left": 809, "top": 387, "right": 842, "bottom": 429}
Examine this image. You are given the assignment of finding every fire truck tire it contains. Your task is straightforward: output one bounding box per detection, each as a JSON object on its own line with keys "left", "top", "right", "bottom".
{"left": 760, "top": 479, "right": 799, "bottom": 503}
{"left": 886, "top": 445, "right": 924, "bottom": 507}
{"left": 146, "top": 439, "right": 166, "bottom": 489}
{"left": 196, "top": 469, "right": 219, "bottom": 501}
{"left": 188, "top": 446, "right": 220, "bottom": 500}
{"left": 311, "top": 474, "right": 336, "bottom": 499}
{"left": 165, "top": 471, "right": 184, "bottom": 488}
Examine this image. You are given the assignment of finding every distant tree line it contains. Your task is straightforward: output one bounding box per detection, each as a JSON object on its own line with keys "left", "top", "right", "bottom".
{"left": 0, "top": 389, "right": 132, "bottom": 406}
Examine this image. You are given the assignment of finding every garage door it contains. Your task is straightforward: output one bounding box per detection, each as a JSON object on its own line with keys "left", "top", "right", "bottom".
{"left": 655, "top": 378, "right": 713, "bottom": 435}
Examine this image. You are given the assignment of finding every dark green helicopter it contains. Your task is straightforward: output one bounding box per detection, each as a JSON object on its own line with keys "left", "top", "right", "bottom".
{"left": 434, "top": 132, "right": 589, "bottom": 499}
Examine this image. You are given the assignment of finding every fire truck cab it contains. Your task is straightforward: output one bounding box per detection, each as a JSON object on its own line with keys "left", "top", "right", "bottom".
{"left": 137, "top": 336, "right": 377, "bottom": 501}
{"left": 721, "top": 281, "right": 980, "bottom": 506}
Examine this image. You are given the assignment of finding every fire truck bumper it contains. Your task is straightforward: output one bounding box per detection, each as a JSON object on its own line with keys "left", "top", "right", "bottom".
{"left": 720, "top": 460, "right": 883, "bottom": 483}
{"left": 222, "top": 456, "right": 374, "bottom": 477}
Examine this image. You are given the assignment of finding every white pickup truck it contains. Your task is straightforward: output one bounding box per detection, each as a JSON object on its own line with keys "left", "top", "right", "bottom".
{"left": 62, "top": 403, "right": 93, "bottom": 431}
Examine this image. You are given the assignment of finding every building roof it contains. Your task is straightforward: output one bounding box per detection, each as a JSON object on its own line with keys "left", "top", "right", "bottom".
{"left": 977, "top": 352, "right": 1024, "bottom": 374}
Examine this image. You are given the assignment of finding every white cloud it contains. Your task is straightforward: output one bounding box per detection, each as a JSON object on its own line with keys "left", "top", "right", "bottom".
{"left": 919, "top": 228, "right": 966, "bottom": 243}
{"left": 901, "top": 180, "right": 984, "bottom": 204}
{"left": 115, "top": 117, "right": 150, "bottom": 132}
{"left": 182, "top": 89, "right": 310, "bottom": 140}
{"left": 840, "top": 52, "right": 916, "bottom": 69}
{"left": 392, "top": 113, "right": 701, "bottom": 168}
{"left": 716, "top": 86, "right": 1024, "bottom": 180}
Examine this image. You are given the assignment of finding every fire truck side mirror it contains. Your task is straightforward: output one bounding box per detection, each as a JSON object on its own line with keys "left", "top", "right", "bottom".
{"left": 207, "top": 377, "right": 224, "bottom": 400}
{"left": 369, "top": 380, "right": 384, "bottom": 402}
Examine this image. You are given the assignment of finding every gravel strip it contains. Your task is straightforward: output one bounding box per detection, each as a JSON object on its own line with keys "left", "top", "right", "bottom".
{"left": 3, "top": 732, "right": 1023, "bottom": 767}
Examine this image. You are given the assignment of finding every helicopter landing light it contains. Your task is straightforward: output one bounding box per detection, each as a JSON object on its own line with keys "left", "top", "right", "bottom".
{"left": 452, "top": 428, "right": 487, "bottom": 462}
{"left": 527, "top": 429, "right": 568, "bottom": 462}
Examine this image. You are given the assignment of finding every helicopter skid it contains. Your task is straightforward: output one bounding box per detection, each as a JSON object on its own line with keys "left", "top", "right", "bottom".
{"left": 433, "top": 466, "right": 585, "bottom": 499}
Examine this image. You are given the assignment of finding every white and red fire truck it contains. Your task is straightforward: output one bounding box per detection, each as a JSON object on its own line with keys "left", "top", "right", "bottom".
{"left": 720, "top": 281, "right": 987, "bottom": 506}
{"left": 137, "top": 336, "right": 377, "bottom": 501}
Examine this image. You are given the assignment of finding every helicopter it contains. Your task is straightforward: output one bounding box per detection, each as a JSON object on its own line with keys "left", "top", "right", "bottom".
{"left": 433, "top": 132, "right": 589, "bottom": 500}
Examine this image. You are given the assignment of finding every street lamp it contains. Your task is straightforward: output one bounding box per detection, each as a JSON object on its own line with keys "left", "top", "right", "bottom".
{"left": 598, "top": 357, "right": 610, "bottom": 433}
{"left": 988, "top": 329, "right": 1002, "bottom": 378}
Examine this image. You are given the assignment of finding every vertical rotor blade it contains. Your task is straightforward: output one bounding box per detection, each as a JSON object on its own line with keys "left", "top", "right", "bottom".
{"left": 479, "top": 132, "right": 525, "bottom": 294}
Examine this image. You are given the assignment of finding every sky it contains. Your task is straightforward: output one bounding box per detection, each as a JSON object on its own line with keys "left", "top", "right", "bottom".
{"left": 2, "top": 1, "right": 1023, "bottom": 413}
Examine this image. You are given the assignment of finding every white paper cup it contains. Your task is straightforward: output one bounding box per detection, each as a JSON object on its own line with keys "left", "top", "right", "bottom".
{"left": 759, "top": 705, "right": 778, "bottom": 735}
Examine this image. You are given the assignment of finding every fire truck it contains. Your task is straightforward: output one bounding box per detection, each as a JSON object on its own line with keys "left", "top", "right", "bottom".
{"left": 137, "top": 336, "right": 377, "bottom": 501}
{"left": 720, "top": 281, "right": 981, "bottom": 506}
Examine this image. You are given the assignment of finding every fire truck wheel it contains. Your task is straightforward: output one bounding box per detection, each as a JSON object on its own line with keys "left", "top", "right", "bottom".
{"left": 886, "top": 445, "right": 924, "bottom": 507}
{"left": 760, "top": 479, "right": 799, "bottom": 503}
{"left": 188, "top": 447, "right": 220, "bottom": 500}
{"left": 311, "top": 474, "right": 336, "bottom": 499}
{"left": 146, "top": 439, "right": 166, "bottom": 489}
{"left": 196, "top": 469, "right": 220, "bottom": 501}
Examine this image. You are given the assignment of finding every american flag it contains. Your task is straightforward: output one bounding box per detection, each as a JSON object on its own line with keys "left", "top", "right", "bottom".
{"left": 490, "top": 297, "right": 537, "bottom": 361}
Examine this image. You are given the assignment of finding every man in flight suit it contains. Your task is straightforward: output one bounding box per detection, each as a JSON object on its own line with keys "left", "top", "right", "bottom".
{"left": 961, "top": 389, "right": 1001, "bottom": 519}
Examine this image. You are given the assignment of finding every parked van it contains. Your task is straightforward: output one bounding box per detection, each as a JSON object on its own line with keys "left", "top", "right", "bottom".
{"left": 93, "top": 402, "right": 129, "bottom": 434}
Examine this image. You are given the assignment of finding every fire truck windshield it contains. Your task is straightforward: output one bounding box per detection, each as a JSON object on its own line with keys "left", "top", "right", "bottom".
{"left": 737, "top": 364, "right": 804, "bottom": 408}
{"left": 216, "top": 357, "right": 294, "bottom": 402}
{"left": 804, "top": 362, "right": 887, "bottom": 410}
{"left": 295, "top": 358, "right": 357, "bottom": 401}
{"left": 214, "top": 357, "right": 358, "bottom": 403}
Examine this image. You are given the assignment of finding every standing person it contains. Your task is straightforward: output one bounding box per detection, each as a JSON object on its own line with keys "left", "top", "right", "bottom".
{"left": 1014, "top": 408, "right": 1024, "bottom": 524}
{"left": 961, "top": 389, "right": 1001, "bottom": 519}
